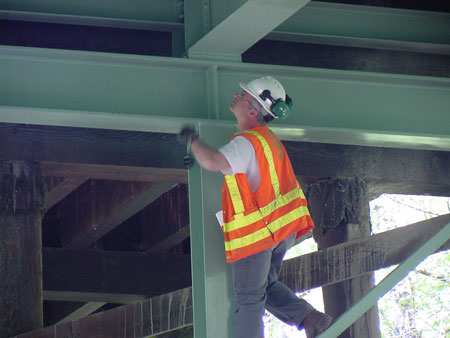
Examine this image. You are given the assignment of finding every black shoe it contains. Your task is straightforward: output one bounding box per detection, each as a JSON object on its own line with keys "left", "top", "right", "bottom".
{"left": 303, "top": 309, "right": 333, "bottom": 338}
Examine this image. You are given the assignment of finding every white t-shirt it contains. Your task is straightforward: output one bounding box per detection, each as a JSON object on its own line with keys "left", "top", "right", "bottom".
{"left": 218, "top": 136, "right": 260, "bottom": 192}
{"left": 215, "top": 136, "right": 260, "bottom": 226}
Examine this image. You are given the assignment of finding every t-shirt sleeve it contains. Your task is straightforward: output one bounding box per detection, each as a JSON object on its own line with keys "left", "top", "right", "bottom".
{"left": 218, "top": 136, "right": 254, "bottom": 176}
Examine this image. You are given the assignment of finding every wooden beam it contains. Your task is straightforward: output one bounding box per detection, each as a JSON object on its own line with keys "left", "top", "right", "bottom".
{"left": 2, "top": 123, "right": 449, "bottom": 196}
{"left": 42, "top": 248, "right": 191, "bottom": 303}
{"left": 280, "top": 213, "right": 450, "bottom": 292}
{"left": 0, "top": 123, "right": 185, "bottom": 169}
{"left": 16, "top": 288, "right": 193, "bottom": 338}
{"left": 57, "top": 180, "right": 176, "bottom": 248}
{"left": 43, "top": 301, "right": 105, "bottom": 326}
{"left": 56, "top": 303, "right": 105, "bottom": 324}
{"left": 42, "top": 162, "right": 187, "bottom": 183}
{"left": 0, "top": 161, "right": 46, "bottom": 337}
{"left": 45, "top": 176, "right": 88, "bottom": 209}
{"left": 31, "top": 215, "right": 448, "bottom": 336}
{"left": 309, "top": 178, "right": 380, "bottom": 338}
{"left": 43, "top": 214, "right": 449, "bottom": 304}
{"left": 285, "top": 141, "right": 450, "bottom": 197}
{"left": 147, "top": 224, "right": 190, "bottom": 253}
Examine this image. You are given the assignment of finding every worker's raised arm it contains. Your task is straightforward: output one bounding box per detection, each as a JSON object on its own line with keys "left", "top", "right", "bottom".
{"left": 178, "top": 125, "right": 231, "bottom": 172}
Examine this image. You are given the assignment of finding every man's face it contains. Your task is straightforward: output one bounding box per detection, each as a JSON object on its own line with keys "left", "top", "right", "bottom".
{"left": 230, "top": 91, "right": 258, "bottom": 118}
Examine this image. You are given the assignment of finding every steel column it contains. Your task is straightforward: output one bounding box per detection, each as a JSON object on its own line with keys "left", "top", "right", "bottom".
{"left": 318, "top": 220, "right": 450, "bottom": 338}
{"left": 188, "top": 122, "right": 237, "bottom": 338}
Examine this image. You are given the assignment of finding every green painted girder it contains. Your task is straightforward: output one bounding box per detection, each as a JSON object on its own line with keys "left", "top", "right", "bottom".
{"left": 0, "top": 10, "right": 184, "bottom": 33}
{"left": 318, "top": 220, "right": 450, "bottom": 338}
{"left": 209, "top": 1, "right": 450, "bottom": 54}
{"left": 187, "top": 0, "right": 310, "bottom": 61}
{"left": 0, "top": 0, "right": 181, "bottom": 22}
{"left": 1, "top": 46, "right": 449, "bottom": 151}
{"left": 3, "top": 1, "right": 448, "bottom": 55}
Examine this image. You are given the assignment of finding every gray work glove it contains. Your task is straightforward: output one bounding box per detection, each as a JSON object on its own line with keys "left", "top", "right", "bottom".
{"left": 177, "top": 125, "right": 198, "bottom": 145}
{"left": 178, "top": 125, "right": 198, "bottom": 170}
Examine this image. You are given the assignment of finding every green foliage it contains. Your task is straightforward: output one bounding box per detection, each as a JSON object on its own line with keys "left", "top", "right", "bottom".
{"left": 371, "top": 194, "right": 450, "bottom": 338}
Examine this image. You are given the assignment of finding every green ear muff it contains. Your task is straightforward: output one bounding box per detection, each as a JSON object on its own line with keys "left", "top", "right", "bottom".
{"left": 260, "top": 90, "right": 292, "bottom": 119}
{"left": 271, "top": 101, "right": 290, "bottom": 119}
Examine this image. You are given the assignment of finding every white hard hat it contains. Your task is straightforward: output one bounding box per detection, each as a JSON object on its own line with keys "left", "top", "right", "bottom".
{"left": 240, "top": 76, "right": 292, "bottom": 119}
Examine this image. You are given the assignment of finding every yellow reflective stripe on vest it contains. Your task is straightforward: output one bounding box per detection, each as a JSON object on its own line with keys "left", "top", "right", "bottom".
{"left": 266, "top": 205, "right": 310, "bottom": 234}
{"left": 245, "top": 130, "right": 280, "bottom": 197}
{"left": 223, "top": 185, "right": 307, "bottom": 232}
{"left": 224, "top": 205, "right": 310, "bottom": 251}
{"left": 225, "top": 226, "right": 271, "bottom": 251}
{"left": 225, "top": 175, "right": 245, "bottom": 214}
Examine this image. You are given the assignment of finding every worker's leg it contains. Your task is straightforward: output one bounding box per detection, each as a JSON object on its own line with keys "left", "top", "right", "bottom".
{"left": 231, "top": 249, "right": 272, "bottom": 338}
{"left": 265, "top": 233, "right": 314, "bottom": 328}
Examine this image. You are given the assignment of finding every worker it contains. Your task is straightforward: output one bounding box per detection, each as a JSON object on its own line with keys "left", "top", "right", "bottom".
{"left": 178, "top": 76, "right": 332, "bottom": 338}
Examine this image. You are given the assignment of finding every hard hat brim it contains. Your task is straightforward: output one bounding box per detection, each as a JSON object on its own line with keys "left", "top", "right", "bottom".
{"left": 239, "top": 82, "right": 277, "bottom": 118}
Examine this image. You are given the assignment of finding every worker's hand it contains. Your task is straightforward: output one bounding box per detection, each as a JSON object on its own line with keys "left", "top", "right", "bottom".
{"left": 184, "top": 153, "right": 194, "bottom": 170}
{"left": 177, "top": 125, "right": 198, "bottom": 145}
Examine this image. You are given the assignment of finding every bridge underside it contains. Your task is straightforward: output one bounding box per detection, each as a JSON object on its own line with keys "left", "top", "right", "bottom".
{"left": 0, "top": 1, "right": 449, "bottom": 337}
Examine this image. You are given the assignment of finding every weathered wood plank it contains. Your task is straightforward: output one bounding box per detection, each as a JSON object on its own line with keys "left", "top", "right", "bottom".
{"left": 147, "top": 224, "right": 190, "bottom": 253}
{"left": 42, "top": 162, "right": 187, "bottom": 183}
{"left": 42, "top": 248, "right": 191, "bottom": 303}
{"left": 43, "top": 301, "right": 106, "bottom": 326}
{"left": 43, "top": 215, "right": 449, "bottom": 304}
{"left": 1, "top": 123, "right": 449, "bottom": 196}
{"left": 56, "top": 302, "right": 106, "bottom": 324}
{"left": 0, "top": 123, "right": 185, "bottom": 169}
{"left": 105, "top": 184, "right": 190, "bottom": 253}
{"left": 28, "top": 215, "right": 450, "bottom": 337}
{"left": 99, "top": 184, "right": 189, "bottom": 253}
{"left": 280, "top": 213, "right": 450, "bottom": 292}
{"left": 45, "top": 176, "right": 88, "bottom": 209}
{"left": 57, "top": 180, "right": 176, "bottom": 248}
{"left": 0, "top": 161, "right": 46, "bottom": 337}
{"left": 14, "top": 288, "right": 193, "bottom": 338}
{"left": 285, "top": 141, "right": 450, "bottom": 197}
{"left": 43, "top": 291, "right": 146, "bottom": 304}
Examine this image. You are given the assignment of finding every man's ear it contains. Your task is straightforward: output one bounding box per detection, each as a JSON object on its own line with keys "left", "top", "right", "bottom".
{"left": 248, "top": 108, "right": 258, "bottom": 117}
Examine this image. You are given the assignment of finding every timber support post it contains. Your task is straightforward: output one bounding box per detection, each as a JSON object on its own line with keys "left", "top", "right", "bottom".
{"left": 0, "top": 161, "right": 46, "bottom": 337}
{"left": 307, "top": 177, "right": 381, "bottom": 338}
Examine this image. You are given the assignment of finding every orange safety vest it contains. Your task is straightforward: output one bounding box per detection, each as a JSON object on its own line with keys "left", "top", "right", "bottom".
{"left": 221, "top": 126, "right": 314, "bottom": 263}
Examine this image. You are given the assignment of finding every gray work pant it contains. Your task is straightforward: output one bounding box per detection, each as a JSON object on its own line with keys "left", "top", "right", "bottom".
{"left": 231, "top": 233, "right": 314, "bottom": 338}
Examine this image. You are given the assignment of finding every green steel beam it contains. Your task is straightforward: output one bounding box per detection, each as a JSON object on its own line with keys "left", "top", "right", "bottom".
{"left": 210, "top": 2, "right": 450, "bottom": 55}
{"left": 0, "top": 0, "right": 180, "bottom": 22}
{"left": 1, "top": 46, "right": 449, "bottom": 151}
{"left": 318, "top": 220, "right": 450, "bottom": 338}
{"left": 0, "top": 10, "right": 184, "bottom": 32}
{"left": 187, "top": 0, "right": 310, "bottom": 61}
{"left": 2, "top": 1, "right": 449, "bottom": 55}
{"left": 188, "top": 122, "right": 236, "bottom": 338}
{"left": 277, "top": 2, "right": 450, "bottom": 45}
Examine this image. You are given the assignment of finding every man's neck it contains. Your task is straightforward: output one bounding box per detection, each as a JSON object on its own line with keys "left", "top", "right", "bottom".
{"left": 239, "top": 121, "right": 263, "bottom": 132}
